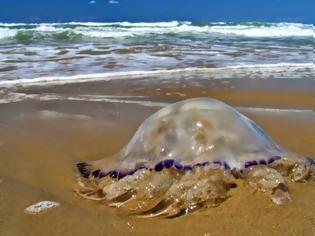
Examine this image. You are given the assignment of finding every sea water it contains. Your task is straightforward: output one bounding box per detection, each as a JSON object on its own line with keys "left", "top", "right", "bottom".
{"left": 0, "top": 21, "right": 313, "bottom": 87}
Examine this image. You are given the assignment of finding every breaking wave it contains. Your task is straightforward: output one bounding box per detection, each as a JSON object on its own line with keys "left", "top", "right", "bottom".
{"left": 0, "top": 21, "right": 313, "bottom": 42}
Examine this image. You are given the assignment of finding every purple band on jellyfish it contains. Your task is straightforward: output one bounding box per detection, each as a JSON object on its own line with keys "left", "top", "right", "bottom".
{"left": 154, "top": 161, "right": 164, "bottom": 172}
{"left": 259, "top": 159, "right": 267, "bottom": 165}
{"left": 99, "top": 171, "right": 108, "bottom": 178}
{"left": 117, "top": 171, "right": 127, "bottom": 179}
{"left": 202, "top": 161, "right": 210, "bottom": 166}
{"left": 213, "top": 161, "right": 222, "bottom": 165}
{"left": 92, "top": 169, "right": 101, "bottom": 178}
{"left": 77, "top": 162, "right": 91, "bottom": 178}
{"left": 164, "top": 159, "right": 174, "bottom": 168}
{"left": 174, "top": 161, "right": 184, "bottom": 170}
{"left": 193, "top": 163, "right": 203, "bottom": 168}
{"left": 223, "top": 162, "right": 231, "bottom": 170}
{"left": 77, "top": 156, "right": 283, "bottom": 180}
{"left": 245, "top": 160, "right": 258, "bottom": 168}
{"left": 109, "top": 170, "right": 118, "bottom": 178}
{"left": 183, "top": 165, "right": 193, "bottom": 171}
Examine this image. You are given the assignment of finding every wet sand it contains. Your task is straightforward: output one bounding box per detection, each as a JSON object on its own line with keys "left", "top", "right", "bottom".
{"left": 1, "top": 76, "right": 315, "bottom": 236}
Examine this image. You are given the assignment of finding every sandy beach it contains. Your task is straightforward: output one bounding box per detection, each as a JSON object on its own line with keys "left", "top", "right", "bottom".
{"left": 1, "top": 74, "right": 314, "bottom": 235}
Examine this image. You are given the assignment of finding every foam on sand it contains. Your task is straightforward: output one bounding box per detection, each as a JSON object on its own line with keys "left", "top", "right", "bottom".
{"left": 0, "top": 63, "right": 311, "bottom": 87}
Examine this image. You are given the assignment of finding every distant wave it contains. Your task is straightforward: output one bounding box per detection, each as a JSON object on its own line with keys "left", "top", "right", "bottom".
{"left": 0, "top": 21, "right": 313, "bottom": 42}
{"left": 0, "top": 63, "right": 312, "bottom": 87}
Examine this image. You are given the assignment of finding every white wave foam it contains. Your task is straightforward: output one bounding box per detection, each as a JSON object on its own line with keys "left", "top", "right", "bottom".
{"left": 239, "top": 107, "right": 315, "bottom": 114}
{"left": 38, "top": 110, "right": 91, "bottom": 120}
{"left": 0, "top": 22, "right": 312, "bottom": 40}
{"left": 0, "top": 28, "right": 18, "bottom": 39}
{"left": 238, "top": 107, "right": 315, "bottom": 122}
{"left": 208, "top": 23, "right": 313, "bottom": 37}
{"left": 56, "top": 21, "right": 185, "bottom": 27}
{"left": 117, "top": 21, "right": 183, "bottom": 27}
{"left": 0, "top": 92, "right": 168, "bottom": 107}
{"left": 222, "top": 62, "right": 313, "bottom": 69}
{"left": 56, "top": 22, "right": 315, "bottom": 38}
{"left": 35, "top": 25, "right": 64, "bottom": 32}
{"left": 0, "top": 63, "right": 311, "bottom": 87}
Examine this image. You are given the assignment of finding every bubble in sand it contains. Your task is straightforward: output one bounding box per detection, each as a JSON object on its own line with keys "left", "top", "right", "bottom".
{"left": 24, "top": 201, "right": 60, "bottom": 214}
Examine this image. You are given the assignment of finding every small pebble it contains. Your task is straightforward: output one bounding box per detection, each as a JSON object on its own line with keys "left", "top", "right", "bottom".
{"left": 24, "top": 201, "right": 60, "bottom": 214}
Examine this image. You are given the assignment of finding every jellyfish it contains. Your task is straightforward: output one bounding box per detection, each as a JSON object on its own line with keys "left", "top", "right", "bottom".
{"left": 75, "top": 98, "right": 314, "bottom": 217}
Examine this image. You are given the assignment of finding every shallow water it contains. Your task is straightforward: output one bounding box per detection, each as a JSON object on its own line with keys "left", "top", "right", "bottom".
{"left": 0, "top": 75, "right": 314, "bottom": 236}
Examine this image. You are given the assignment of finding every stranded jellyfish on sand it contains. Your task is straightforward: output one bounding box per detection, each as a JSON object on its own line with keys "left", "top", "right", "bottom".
{"left": 75, "top": 98, "right": 314, "bottom": 217}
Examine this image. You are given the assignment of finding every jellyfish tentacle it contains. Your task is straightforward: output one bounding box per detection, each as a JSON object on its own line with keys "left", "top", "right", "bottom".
{"left": 289, "top": 161, "right": 311, "bottom": 182}
{"left": 109, "top": 169, "right": 177, "bottom": 213}
{"left": 75, "top": 177, "right": 108, "bottom": 201}
{"left": 103, "top": 169, "right": 151, "bottom": 201}
{"left": 140, "top": 166, "right": 235, "bottom": 217}
{"left": 138, "top": 199, "right": 181, "bottom": 218}
{"left": 268, "top": 156, "right": 314, "bottom": 182}
{"left": 242, "top": 165, "right": 291, "bottom": 205}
